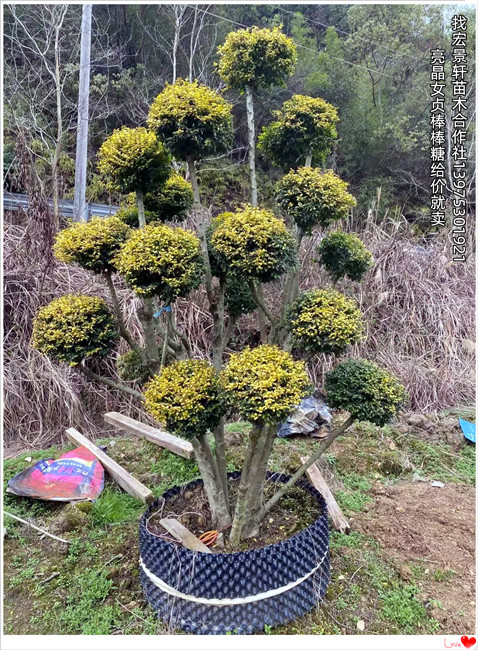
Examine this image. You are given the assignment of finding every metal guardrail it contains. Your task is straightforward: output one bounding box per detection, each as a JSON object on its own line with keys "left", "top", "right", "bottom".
{"left": 3, "top": 192, "right": 119, "bottom": 219}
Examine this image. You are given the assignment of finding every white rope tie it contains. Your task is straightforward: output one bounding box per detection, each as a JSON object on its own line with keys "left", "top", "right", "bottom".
{"left": 139, "top": 551, "right": 327, "bottom": 606}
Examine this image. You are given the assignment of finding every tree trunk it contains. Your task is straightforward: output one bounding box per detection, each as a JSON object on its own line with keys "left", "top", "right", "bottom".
{"left": 213, "top": 418, "right": 230, "bottom": 512}
{"left": 245, "top": 84, "right": 258, "bottom": 208}
{"left": 191, "top": 435, "right": 231, "bottom": 529}
{"left": 186, "top": 157, "right": 200, "bottom": 209}
{"left": 305, "top": 150, "right": 312, "bottom": 167}
{"left": 228, "top": 426, "right": 261, "bottom": 546}
{"left": 136, "top": 191, "right": 146, "bottom": 227}
{"left": 138, "top": 299, "right": 160, "bottom": 375}
{"left": 241, "top": 424, "right": 277, "bottom": 538}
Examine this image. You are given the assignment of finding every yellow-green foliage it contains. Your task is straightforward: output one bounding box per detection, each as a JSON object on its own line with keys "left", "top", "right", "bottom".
{"left": 220, "top": 345, "right": 311, "bottom": 424}
{"left": 144, "top": 172, "right": 194, "bottom": 222}
{"left": 147, "top": 79, "right": 233, "bottom": 161}
{"left": 277, "top": 167, "right": 356, "bottom": 233}
{"left": 53, "top": 217, "right": 130, "bottom": 274}
{"left": 325, "top": 359, "right": 408, "bottom": 426}
{"left": 210, "top": 206, "right": 296, "bottom": 282}
{"left": 287, "top": 288, "right": 363, "bottom": 355}
{"left": 258, "top": 94, "right": 339, "bottom": 169}
{"left": 32, "top": 295, "right": 118, "bottom": 366}
{"left": 217, "top": 26, "right": 297, "bottom": 90}
{"left": 317, "top": 230, "right": 373, "bottom": 282}
{"left": 97, "top": 127, "right": 171, "bottom": 194}
{"left": 114, "top": 224, "right": 203, "bottom": 301}
{"left": 144, "top": 359, "right": 224, "bottom": 439}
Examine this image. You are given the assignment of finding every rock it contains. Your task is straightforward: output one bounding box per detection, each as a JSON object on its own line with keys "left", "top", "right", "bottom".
{"left": 431, "top": 481, "right": 445, "bottom": 488}
{"left": 406, "top": 414, "right": 434, "bottom": 430}
{"left": 54, "top": 503, "right": 89, "bottom": 533}
{"left": 74, "top": 500, "right": 93, "bottom": 513}
{"left": 277, "top": 392, "right": 332, "bottom": 439}
{"left": 399, "top": 565, "right": 413, "bottom": 581}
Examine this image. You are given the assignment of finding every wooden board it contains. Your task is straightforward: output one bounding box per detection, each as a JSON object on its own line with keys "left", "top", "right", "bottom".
{"left": 104, "top": 412, "right": 194, "bottom": 460}
{"left": 301, "top": 456, "right": 350, "bottom": 534}
{"left": 159, "top": 518, "right": 212, "bottom": 553}
{"left": 65, "top": 427, "right": 154, "bottom": 504}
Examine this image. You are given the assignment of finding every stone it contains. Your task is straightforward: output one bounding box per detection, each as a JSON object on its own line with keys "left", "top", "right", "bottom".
{"left": 55, "top": 503, "right": 89, "bottom": 533}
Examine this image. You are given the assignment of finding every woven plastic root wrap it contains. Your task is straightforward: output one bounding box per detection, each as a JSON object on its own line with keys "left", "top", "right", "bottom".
{"left": 139, "top": 472, "right": 330, "bottom": 634}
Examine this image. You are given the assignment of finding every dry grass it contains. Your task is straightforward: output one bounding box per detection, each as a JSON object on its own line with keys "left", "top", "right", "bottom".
{"left": 3, "top": 208, "right": 475, "bottom": 449}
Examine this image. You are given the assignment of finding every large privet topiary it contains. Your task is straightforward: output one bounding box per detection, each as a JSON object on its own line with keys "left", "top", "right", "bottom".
{"left": 259, "top": 94, "right": 339, "bottom": 169}
{"left": 35, "top": 33, "right": 404, "bottom": 543}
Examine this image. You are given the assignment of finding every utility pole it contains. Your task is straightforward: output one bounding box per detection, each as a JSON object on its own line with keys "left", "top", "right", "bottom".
{"left": 73, "top": 4, "right": 92, "bottom": 222}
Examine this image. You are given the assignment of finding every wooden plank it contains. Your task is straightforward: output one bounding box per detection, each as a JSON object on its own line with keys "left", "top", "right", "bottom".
{"left": 104, "top": 412, "right": 194, "bottom": 460}
{"left": 159, "top": 518, "right": 213, "bottom": 553}
{"left": 65, "top": 428, "right": 154, "bottom": 504}
{"left": 300, "top": 456, "right": 351, "bottom": 534}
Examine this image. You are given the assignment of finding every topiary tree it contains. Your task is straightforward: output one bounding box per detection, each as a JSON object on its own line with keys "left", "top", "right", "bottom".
{"left": 218, "top": 26, "right": 297, "bottom": 207}
{"left": 35, "top": 66, "right": 405, "bottom": 545}
{"left": 98, "top": 126, "right": 171, "bottom": 228}
{"left": 258, "top": 94, "right": 339, "bottom": 169}
{"left": 317, "top": 230, "right": 373, "bottom": 282}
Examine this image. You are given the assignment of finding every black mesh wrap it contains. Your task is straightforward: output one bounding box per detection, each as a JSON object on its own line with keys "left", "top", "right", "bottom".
{"left": 139, "top": 471, "right": 330, "bottom": 634}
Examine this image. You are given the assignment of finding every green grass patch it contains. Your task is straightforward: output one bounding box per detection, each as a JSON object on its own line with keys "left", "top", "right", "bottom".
{"left": 90, "top": 487, "right": 144, "bottom": 526}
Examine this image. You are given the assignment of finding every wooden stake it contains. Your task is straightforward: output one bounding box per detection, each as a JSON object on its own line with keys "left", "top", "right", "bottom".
{"left": 65, "top": 428, "right": 154, "bottom": 504}
{"left": 300, "top": 457, "right": 350, "bottom": 534}
{"left": 104, "top": 412, "right": 194, "bottom": 459}
{"left": 159, "top": 518, "right": 213, "bottom": 553}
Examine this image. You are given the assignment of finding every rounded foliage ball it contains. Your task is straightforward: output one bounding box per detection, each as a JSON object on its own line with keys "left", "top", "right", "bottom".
{"left": 217, "top": 26, "right": 297, "bottom": 90}
{"left": 147, "top": 79, "right": 233, "bottom": 161}
{"left": 277, "top": 167, "right": 356, "bottom": 234}
{"left": 325, "top": 359, "right": 407, "bottom": 426}
{"left": 258, "top": 94, "right": 339, "bottom": 169}
{"left": 210, "top": 206, "right": 296, "bottom": 283}
{"left": 220, "top": 344, "right": 311, "bottom": 424}
{"left": 98, "top": 127, "right": 171, "bottom": 194}
{"left": 114, "top": 206, "right": 159, "bottom": 228}
{"left": 116, "top": 349, "right": 150, "bottom": 385}
{"left": 114, "top": 224, "right": 204, "bottom": 301}
{"left": 287, "top": 288, "right": 363, "bottom": 355}
{"left": 32, "top": 294, "right": 118, "bottom": 365}
{"left": 317, "top": 231, "right": 373, "bottom": 282}
{"left": 53, "top": 216, "right": 130, "bottom": 274}
{"left": 144, "top": 173, "right": 193, "bottom": 222}
{"left": 144, "top": 359, "right": 224, "bottom": 440}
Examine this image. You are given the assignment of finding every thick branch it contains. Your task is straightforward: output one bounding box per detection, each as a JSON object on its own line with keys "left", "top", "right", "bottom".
{"left": 261, "top": 416, "right": 355, "bottom": 516}
{"left": 77, "top": 364, "right": 144, "bottom": 400}
{"left": 103, "top": 271, "right": 148, "bottom": 365}
{"left": 248, "top": 280, "right": 277, "bottom": 335}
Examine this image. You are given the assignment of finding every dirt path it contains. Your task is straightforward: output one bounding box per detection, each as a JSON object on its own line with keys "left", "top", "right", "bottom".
{"left": 356, "top": 481, "right": 476, "bottom": 634}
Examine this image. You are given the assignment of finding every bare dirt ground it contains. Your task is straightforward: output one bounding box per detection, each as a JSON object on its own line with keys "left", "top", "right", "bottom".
{"left": 356, "top": 482, "right": 476, "bottom": 634}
